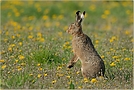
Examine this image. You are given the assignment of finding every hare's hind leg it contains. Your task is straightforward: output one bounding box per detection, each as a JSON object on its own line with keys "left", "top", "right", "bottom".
{"left": 67, "top": 54, "right": 78, "bottom": 68}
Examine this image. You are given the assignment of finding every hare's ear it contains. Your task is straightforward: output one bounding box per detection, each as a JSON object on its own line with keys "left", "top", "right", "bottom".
{"left": 75, "top": 11, "right": 81, "bottom": 22}
{"left": 79, "top": 11, "right": 85, "bottom": 24}
{"left": 76, "top": 11, "right": 85, "bottom": 25}
{"left": 81, "top": 11, "right": 85, "bottom": 19}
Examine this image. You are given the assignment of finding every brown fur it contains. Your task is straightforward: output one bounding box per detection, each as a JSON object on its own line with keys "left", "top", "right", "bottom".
{"left": 67, "top": 11, "right": 105, "bottom": 78}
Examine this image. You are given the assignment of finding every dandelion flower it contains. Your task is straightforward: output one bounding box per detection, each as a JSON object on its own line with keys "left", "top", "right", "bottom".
{"left": 39, "top": 38, "right": 45, "bottom": 42}
{"left": 124, "top": 58, "right": 130, "bottom": 61}
{"left": 76, "top": 71, "right": 80, "bottom": 74}
{"left": 12, "top": 35, "right": 15, "bottom": 39}
{"left": 110, "top": 62, "right": 116, "bottom": 67}
{"left": 42, "top": 15, "right": 48, "bottom": 20}
{"left": 37, "top": 63, "right": 40, "bottom": 66}
{"left": 10, "top": 44, "right": 15, "bottom": 47}
{"left": 66, "top": 75, "right": 71, "bottom": 79}
{"left": 17, "top": 67, "right": 22, "bottom": 71}
{"left": 78, "top": 86, "right": 82, "bottom": 89}
{"left": 18, "top": 42, "right": 22, "bottom": 46}
{"left": 57, "top": 66, "right": 62, "bottom": 70}
{"left": 104, "top": 10, "right": 110, "bottom": 15}
{"left": 18, "top": 55, "right": 25, "bottom": 60}
{"left": 52, "top": 80, "right": 56, "bottom": 84}
{"left": 89, "top": 4, "right": 96, "bottom": 11}
{"left": 28, "top": 35, "right": 33, "bottom": 39}
{"left": 95, "top": 40, "right": 99, "bottom": 44}
{"left": 38, "top": 68, "right": 43, "bottom": 71}
{"left": 44, "top": 73, "right": 47, "bottom": 77}
{"left": 29, "top": 73, "right": 33, "bottom": 76}
{"left": 0, "top": 59, "right": 5, "bottom": 63}
{"left": 101, "top": 55, "right": 105, "bottom": 59}
{"left": 109, "top": 36, "right": 117, "bottom": 43}
{"left": 1, "top": 65, "right": 6, "bottom": 69}
{"left": 15, "top": 59, "right": 18, "bottom": 63}
{"left": 83, "top": 78, "right": 89, "bottom": 83}
{"left": 37, "top": 74, "right": 42, "bottom": 78}
{"left": 21, "top": 63, "right": 26, "bottom": 66}
{"left": 91, "top": 78, "right": 97, "bottom": 83}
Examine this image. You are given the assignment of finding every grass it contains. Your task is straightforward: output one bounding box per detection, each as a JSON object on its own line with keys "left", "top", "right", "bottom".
{"left": 1, "top": 1, "right": 133, "bottom": 89}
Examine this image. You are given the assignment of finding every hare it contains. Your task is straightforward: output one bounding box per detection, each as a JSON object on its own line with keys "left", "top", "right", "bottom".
{"left": 67, "top": 11, "right": 105, "bottom": 78}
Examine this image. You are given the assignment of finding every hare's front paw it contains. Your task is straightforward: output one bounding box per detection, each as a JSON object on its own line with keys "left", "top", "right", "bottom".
{"left": 67, "top": 64, "right": 74, "bottom": 68}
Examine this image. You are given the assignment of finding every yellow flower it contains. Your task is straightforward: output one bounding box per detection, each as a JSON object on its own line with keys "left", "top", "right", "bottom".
{"left": 83, "top": 78, "right": 89, "bottom": 83}
{"left": 42, "top": 15, "right": 48, "bottom": 20}
{"left": 126, "top": 10, "right": 131, "bottom": 15}
{"left": 45, "top": 22, "right": 51, "bottom": 27}
{"left": 124, "top": 30, "right": 131, "bottom": 35}
{"left": 44, "top": 73, "right": 47, "bottom": 77}
{"left": 89, "top": 4, "right": 96, "bottom": 11}
{"left": 104, "top": 10, "right": 110, "bottom": 15}
{"left": 17, "top": 66, "right": 22, "bottom": 71}
{"left": 28, "top": 35, "right": 33, "bottom": 39}
{"left": 38, "top": 68, "right": 43, "bottom": 71}
{"left": 101, "top": 14, "right": 107, "bottom": 19}
{"left": 17, "top": 67, "right": 22, "bottom": 71}
{"left": 58, "top": 32, "right": 63, "bottom": 37}
{"left": 0, "top": 59, "right": 5, "bottom": 63}
{"left": 101, "top": 55, "right": 105, "bottom": 59}
{"left": 6, "top": 31, "right": 9, "bottom": 35}
{"left": 18, "top": 55, "right": 25, "bottom": 60}
{"left": 37, "top": 63, "right": 41, "bottom": 66}
{"left": 78, "top": 86, "right": 82, "bottom": 89}
{"left": 18, "top": 42, "right": 22, "bottom": 46}
{"left": 37, "top": 74, "right": 42, "bottom": 78}
{"left": 15, "top": 59, "right": 18, "bottom": 63}
{"left": 109, "top": 36, "right": 117, "bottom": 43}
{"left": 76, "top": 71, "right": 80, "bottom": 74}
{"left": 39, "top": 38, "right": 45, "bottom": 42}
{"left": 63, "top": 26, "right": 68, "bottom": 31}
{"left": 8, "top": 47, "right": 12, "bottom": 51}
{"left": 37, "top": 32, "right": 42, "bottom": 37}
{"left": 29, "top": 73, "right": 33, "bottom": 76}
{"left": 16, "top": 34, "right": 20, "bottom": 37}
{"left": 115, "top": 59, "right": 120, "bottom": 62}
{"left": 91, "top": 78, "right": 97, "bottom": 83}
{"left": 9, "top": 44, "right": 15, "bottom": 47}
{"left": 21, "top": 63, "right": 26, "bottom": 66}
{"left": 95, "top": 40, "right": 99, "bottom": 44}
{"left": 124, "top": 58, "right": 130, "bottom": 61}
{"left": 1, "top": 65, "right": 6, "bottom": 69}
{"left": 110, "top": 62, "right": 116, "bottom": 67}
{"left": 29, "top": 26, "right": 33, "bottom": 31}
{"left": 12, "top": 35, "right": 15, "bottom": 39}
{"left": 66, "top": 75, "right": 71, "bottom": 79}
{"left": 52, "top": 80, "right": 56, "bottom": 84}
{"left": 57, "top": 73, "right": 64, "bottom": 77}
{"left": 57, "top": 66, "right": 62, "bottom": 70}
{"left": 112, "top": 55, "right": 121, "bottom": 59}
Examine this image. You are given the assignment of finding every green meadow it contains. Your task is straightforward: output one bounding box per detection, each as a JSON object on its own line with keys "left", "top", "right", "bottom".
{"left": 1, "top": 1, "right": 133, "bottom": 89}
